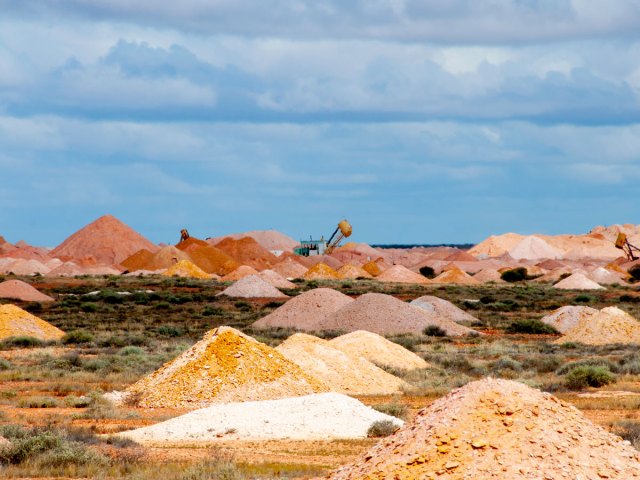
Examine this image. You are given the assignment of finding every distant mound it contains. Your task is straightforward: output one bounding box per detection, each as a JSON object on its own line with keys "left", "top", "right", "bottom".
{"left": 125, "top": 327, "right": 327, "bottom": 408}
{"left": 553, "top": 273, "right": 604, "bottom": 290}
{"left": 541, "top": 306, "right": 598, "bottom": 334}
{"left": 252, "top": 288, "right": 353, "bottom": 330}
{"left": 303, "top": 263, "right": 340, "bottom": 280}
{"left": 0, "top": 280, "right": 54, "bottom": 302}
{"left": 217, "top": 275, "right": 288, "bottom": 298}
{"left": 330, "top": 378, "right": 640, "bottom": 479}
{"left": 51, "top": 215, "right": 158, "bottom": 266}
{"left": 162, "top": 260, "right": 211, "bottom": 279}
{"left": 272, "top": 257, "right": 308, "bottom": 279}
{"left": 209, "top": 230, "right": 299, "bottom": 253}
{"left": 431, "top": 267, "right": 480, "bottom": 285}
{"left": 555, "top": 307, "right": 640, "bottom": 345}
{"left": 410, "top": 295, "right": 478, "bottom": 324}
{"left": 376, "top": 265, "right": 429, "bottom": 284}
{"left": 213, "top": 237, "right": 278, "bottom": 270}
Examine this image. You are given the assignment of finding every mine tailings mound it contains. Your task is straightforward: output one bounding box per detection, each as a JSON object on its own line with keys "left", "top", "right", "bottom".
{"left": 124, "top": 327, "right": 327, "bottom": 408}
{"left": 275, "top": 333, "right": 408, "bottom": 395}
{"left": 0, "top": 279, "right": 54, "bottom": 302}
{"left": 0, "top": 304, "right": 65, "bottom": 341}
{"left": 540, "top": 306, "right": 598, "bottom": 334}
{"left": 252, "top": 288, "right": 354, "bottom": 330}
{"left": 116, "top": 393, "right": 402, "bottom": 444}
{"left": 329, "top": 377, "right": 640, "bottom": 479}
{"left": 410, "top": 295, "right": 478, "bottom": 324}
{"left": 316, "top": 293, "right": 478, "bottom": 336}
{"left": 51, "top": 214, "right": 158, "bottom": 266}
{"left": 329, "top": 330, "right": 429, "bottom": 371}
{"left": 213, "top": 237, "right": 278, "bottom": 270}
{"left": 217, "top": 275, "right": 288, "bottom": 298}
{"left": 555, "top": 306, "right": 640, "bottom": 345}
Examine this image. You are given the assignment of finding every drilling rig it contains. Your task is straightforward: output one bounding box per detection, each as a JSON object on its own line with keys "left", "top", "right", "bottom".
{"left": 614, "top": 233, "right": 640, "bottom": 261}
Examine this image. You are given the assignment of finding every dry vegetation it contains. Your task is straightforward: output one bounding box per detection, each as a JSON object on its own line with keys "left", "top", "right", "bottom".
{"left": 1, "top": 273, "right": 640, "bottom": 478}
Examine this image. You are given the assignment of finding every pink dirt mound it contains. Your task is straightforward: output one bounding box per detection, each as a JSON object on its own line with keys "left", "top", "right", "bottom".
{"left": 444, "top": 250, "right": 477, "bottom": 262}
{"left": 306, "top": 255, "right": 343, "bottom": 270}
{"left": 553, "top": 273, "right": 604, "bottom": 290}
{"left": 410, "top": 296, "right": 479, "bottom": 324}
{"left": 218, "top": 275, "right": 288, "bottom": 298}
{"left": 541, "top": 306, "right": 598, "bottom": 334}
{"left": 318, "top": 293, "right": 478, "bottom": 336}
{"left": 508, "top": 235, "right": 563, "bottom": 260}
{"left": 376, "top": 265, "right": 429, "bottom": 284}
{"left": 0, "top": 241, "right": 52, "bottom": 262}
{"left": 329, "top": 378, "right": 640, "bottom": 480}
{"left": 1, "top": 259, "right": 50, "bottom": 275}
{"left": 51, "top": 215, "right": 159, "bottom": 266}
{"left": 336, "top": 264, "right": 372, "bottom": 280}
{"left": 472, "top": 269, "right": 505, "bottom": 283}
{"left": 46, "top": 262, "right": 86, "bottom": 277}
{"left": 213, "top": 237, "right": 278, "bottom": 271}
{"left": 0, "top": 280, "right": 54, "bottom": 302}
{"left": 252, "top": 288, "right": 354, "bottom": 330}
{"left": 257, "top": 270, "right": 297, "bottom": 289}
{"left": 272, "top": 257, "right": 308, "bottom": 279}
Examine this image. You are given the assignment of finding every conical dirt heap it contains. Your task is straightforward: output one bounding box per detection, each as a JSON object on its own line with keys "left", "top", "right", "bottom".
{"left": 276, "top": 333, "right": 408, "bottom": 395}
{"left": 329, "top": 330, "right": 428, "bottom": 371}
{"left": 0, "top": 280, "right": 54, "bottom": 302}
{"left": 410, "top": 295, "right": 478, "bottom": 324}
{"left": 252, "top": 288, "right": 354, "bottom": 330}
{"left": 336, "top": 264, "right": 372, "bottom": 279}
{"left": 376, "top": 265, "right": 429, "bottom": 284}
{"left": 162, "top": 260, "right": 211, "bottom": 279}
{"left": 0, "top": 304, "right": 65, "bottom": 341}
{"left": 304, "top": 263, "right": 341, "bottom": 280}
{"left": 213, "top": 237, "right": 278, "bottom": 270}
{"left": 555, "top": 306, "right": 640, "bottom": 345}
{"left": 553, "top": 272, "right": 604, "bottom": 290}
{"left": 217, "top": 275, "right": 288, "bottom": 298}
{"left": 51, "top": 214, "right": 158, "bottom": 265}
{"left": 329, "top": 378, "right": 640, "bottom": 480}
{"left": 540, "top": 306, "right": 598, "bottom": 334}
{"left": 125, "top": 327, "right": 327, "bottom": 408}
{"left": 432, "top": 267, "right": 480, "bottom": 285}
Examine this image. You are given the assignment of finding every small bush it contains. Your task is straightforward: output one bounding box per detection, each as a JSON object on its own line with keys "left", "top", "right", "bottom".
{"left": 62, "top": 330, "right": 94, "bottom": 344}
{"left": 564, "top": 365, "right": 617, "bottom": 390}
{"left": 367, "top": 420, "right": 399, "bottom": 438}
{"left": 1, "top": 336, "right": 44, "bottom": 348}
{"left": 118, "top": 346, "right": 144, "bottom": 356}
{"left": 556, "top": 358, "right": 620, "bottom": 375}
{"left": 522, "top": 355, "right": 563, "bottom": 374}
{"left": 423, "top": 325, "right": 447, "bottom": 337}
{"left": 80, "top": 302, "right": 98, "bottom": 313}
{"left": 614, "top": 420, "right": 640, "bottom": 449}
{"left": 506, "top": 319, "right": 557, "bottom": 334}
{"left": 372, "top": 403, "right": 408, "bottom": 420}
{"left": 179, "top": 456, "right": 244, "bottom": 480}
{"left": 500, "top": 268, "right": 528, "bottom": 282}
{"left": 18, "top": 396, "right": 59, "bottom": 408}
{"left": 156, "top": 326, "right": 183, "bottom": 337}
{"left": 490, "top": 356, "right": 523, "bottom": 373}
{"left": 155, "top": 301, "right": 171, "bottom": 310}
{"left": 574, "top": 294, "right": 595, "bottom": 303}
{"left": 419, "top": 266, "right": 435, "bottom": 279}
{"left": 0, "top": 358, "right": 11, "bottom": 370}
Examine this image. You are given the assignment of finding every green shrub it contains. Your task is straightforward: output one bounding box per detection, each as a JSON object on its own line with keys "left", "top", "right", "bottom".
{"left": 80, "top": 302, "right": 99, "bottom": 313}
{"left": 556, "top": 358, "right": 620, "bottom": 375}
{"left": 500, "top": 268, "right": 528, "bottom": 282}
{"left": 419, "top": 266, "right": 435, "bottom": 279}
{"left": 506, "top": 319, "right": 557, "bottom": 334}
{"left": 367, "top": 420, "right": 399, "bottom": 437}
{"left": 62, "top": 330, "right": 94, "bottom": 344}
{"left": 156, "top": 326, "right": 183, "bottom": 337}
{"left": 18, "top": 396, "right": 59, "bottom": 408}
{"left": 564, "top": 366, "right": 617, "bottom": 390}
{"left": 490, "top": 356, "right": 523, "bottom": 373}
{"left": 155, "top": 301, "right": 171, "bottom": 310}
{"left": 118, "top": 346, "right": 144, "bottom": 356}
{"left": 179, "top": 456, "right": 244, "bottom": 480}
{"left": 371, "top": 403, "right": 408, "bottom": 420}
{"left": 0, "top": 358, "right": 11, "bottom": 370}
{"left": 574, "top": 294, "right": 595, "bottom": 303}
{"left": 1, "top": 336, "right": 45, "bottom": 348}
{"left": 522, "top": 355, "right": 563, "bottom": 373}
{"left": 423, "top": 325, "right": 447, "bottom": 337}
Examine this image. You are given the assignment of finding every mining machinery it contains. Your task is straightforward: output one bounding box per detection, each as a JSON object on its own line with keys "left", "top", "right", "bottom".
{"left": 614, "top": 232, "right": 640, "bottom": 261}
{"left": 294, "top": 219, "right": 352, "bottom": 257}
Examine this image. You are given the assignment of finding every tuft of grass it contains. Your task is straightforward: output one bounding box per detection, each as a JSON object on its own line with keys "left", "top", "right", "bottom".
{"left": 0, "top": 336, "right": 44, "bottom": 349}
{"left": 506, "top": 319, "right": 558, "bottom": 334}
{"left": 423, "top": 325, "right": 447, "bottom": 337}
{"left": 62, "top": 330, "right": 94, "bottom": 345}
{"left": 17, "top": 396, "right": 59, "bottom": 408}
{"left": 371, "top": 402, "right": 408, "bottom": 420}
{"left": 613, "top": 420, "right": 640, "bottom": 450}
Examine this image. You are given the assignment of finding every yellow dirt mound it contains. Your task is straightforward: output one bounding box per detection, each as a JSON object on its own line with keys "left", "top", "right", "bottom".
{"left": 432, "top": 267, "right": 480, "bottom": 285}
{"left": 0, "top": 304, "right": 65, "bottom": 341}
{"left": 126, "top": 327, "right": 327, "bottom": 408}
{"left": 362, "top": 260, "right": 382, "bottom": 277}
{"left": 336, "top": 264, "right": 372, "bottom": 279}
{"left": 555, "top": 307, "right": 640, "bottom": 345}
{"left": 162, "top": 260, "right": 211, "bottom": 279}
{"left": 303, "top": 263, "right": 340, "bottom": 280}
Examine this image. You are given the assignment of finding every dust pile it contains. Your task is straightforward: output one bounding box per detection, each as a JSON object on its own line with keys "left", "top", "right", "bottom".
{"left": 51, "top": 214, "right": 158, "bottom": 266}
{"left": 555, "top": 307, "right": 640, "bottom": 345}
{"left": 217, "top": 275, "right": 288, "bottom": 298}
{"left": 410, "top": 296, "right": 479, "bottom": 324}
{"left": 276, "top": 333, "right": 408, "bottom": 395}
{"left": 318, "top": 293, "right": 478, "bottom": 336}
{"left": 162, "top": 260, "right": 211, "bottom": 279}
{"left": 272, "top": 257, "right": 308, "bottom": 279}
{"left": 181, "top": 244, "right": 239, "bottom": 276}
{"left": 329, "top": 378, "right": 640, "bottom": 480}
{"left": 0, "top": 280, "right": 54, "bottom": 302}
{"left": 213, "top": 237, "right": 278, "bottom": 270}
{"left": 125, "top": 327, "right": 327, "bottom": 408}
{"left": 303, "top": 263, "right": 341, "bottom": 280}
{"left": 472, "top": 269, "right": 504, "bottom": 283}
{"left": 330, "top": 331, "right": 429, "bottom": 371}
{"left": 252, "top": 288, "right": 354, "bottom": 330}
{"left": 0, "top": 304, "right": 65, "bottom": 341}
{"left": 221, "top": 265, "right": 260, "bottom": 281}
{"left": 120, "top": 249, "right": 154, "bottom": 272}
{"left": 431, "top": 267, "right": 480, "bottom": 285}
{"left": 376, "top": 265, "right": 429, "bottom": 284}
{"left": 508, "top": 235, "right": 563, "bottom": 260}
{"left": 257, "top": 269, "right": 297, "bottom": 289}
{"left": 336, "top": 264, "right": 372, "bottom": 279}
{"left": 553, "top": 272, "right": 604, "bottom": 290}
{"left": 588, "top": 267, "right": 627, "bottom": 285}
{"left": 540, "top": 306, "right": 598, "bottom": 333}
{"left": 117, "top": 393, "right": 402, "bottom": 443}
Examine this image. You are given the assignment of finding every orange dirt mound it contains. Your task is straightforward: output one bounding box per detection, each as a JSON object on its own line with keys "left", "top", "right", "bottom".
{"left": 222, "top": 265, "right": 260, "bottom": 281}
{"left": 139, "top": 246, "right": 192, "bottom": 271}
{"left": 362, "top": 260, "right": 383, "bottom": 277}
{"left": 336, "top": 264, "right": 372, "bottom": 279}
{"left": 175, "top": 237, "right": 209, "bottom": 251}
{"left": 213, "top": 237, "right": 278, "bottom": 270}
{"left": 257, "top": 269, "right": 297, "bottom": 289}
{"left": 329, "top": 378, "right": 640, "bottom": 479}
{"left": 125, "top": 327, "right": 327, "bottom": 408}
{"left": 303, "top": 263, "right": 340, "bottom": 280}
{"left": 432, "top": 267, "right": 480, "bottom": 285}
{"left": 182, "top": 245, "right": 239, "bottom": 276}
{"left": 120, "top": 249, "right": 155, "bottom": 272}
{"left": 0, "top": 280, "right": 54, "bottom": 302}
{"left": 51, "top": 214, "right": 158, "bottom": 265}
{"left": 0, "top": 304, "right": 65, "bottom": 341}
{"left": 162, "top": 260, "right": 211, "bottom": 279}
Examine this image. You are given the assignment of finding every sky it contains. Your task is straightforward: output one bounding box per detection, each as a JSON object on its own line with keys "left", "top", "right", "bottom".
{"left": 1, "top": 1, "right": 640, "bottom": 246}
